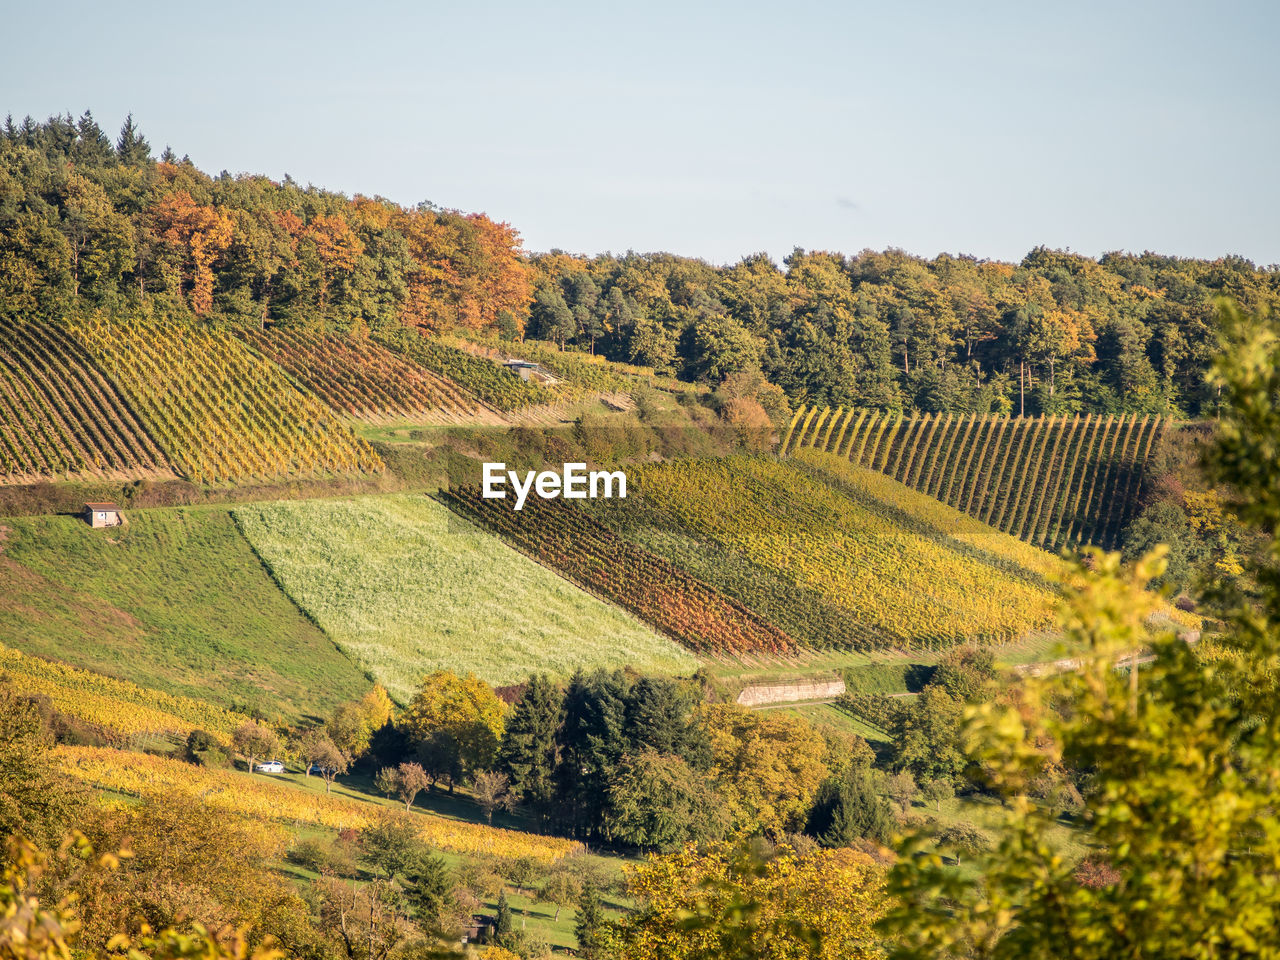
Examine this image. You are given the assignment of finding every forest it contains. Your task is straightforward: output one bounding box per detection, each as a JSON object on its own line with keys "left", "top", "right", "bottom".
{"left": 4, "top": 111, "right": 1279, "bottom": 419}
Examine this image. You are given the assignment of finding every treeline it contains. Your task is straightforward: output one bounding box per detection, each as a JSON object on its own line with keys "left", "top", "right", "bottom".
{"left": 5, "top": 112, "right": 1279, "bottom": 419}
{"left": 0, "top": 112, "right": 531, "bottom": 335}
{"left": 525, "top": 247, "right": 1279, "bottom": 418}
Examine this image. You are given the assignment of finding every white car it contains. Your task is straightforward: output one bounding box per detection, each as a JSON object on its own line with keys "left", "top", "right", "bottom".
{"left": 255, "top": 760, "right": 285, "bottom": 774}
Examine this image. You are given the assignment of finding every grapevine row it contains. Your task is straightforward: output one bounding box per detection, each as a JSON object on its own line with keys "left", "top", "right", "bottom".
{"left": 440, "top": 487, "right": 800, "bottom": 658}
{"left": 782, "top": 408, "right": 1165, "bottom": 550}
{"left": 69, "top": 318, "right": 383, "bottom": 484}
{"left": 56, "top": 746, "right": 582, "bottom": 863}
{"left": 0, "top": 315, "right": 172, "bottom": 482}
{"left": 242, "top": 327, "right": 491, "bottom": 422}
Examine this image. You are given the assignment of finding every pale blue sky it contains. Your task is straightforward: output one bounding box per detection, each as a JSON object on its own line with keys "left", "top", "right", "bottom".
{"left": 5, "top": 0, "right": 1277, "bottom": 265}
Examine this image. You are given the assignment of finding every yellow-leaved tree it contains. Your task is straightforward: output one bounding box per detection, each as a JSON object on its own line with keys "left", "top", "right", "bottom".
{"left": 399, "top": 672, "right": 506, "bottom": 791}
{"left": 608, "top": 842, "right": 884, "bottom": 960}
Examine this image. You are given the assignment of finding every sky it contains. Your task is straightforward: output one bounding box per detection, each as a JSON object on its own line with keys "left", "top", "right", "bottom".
{"left": 4, "top": 0, "right": 1278, "bottom": 266}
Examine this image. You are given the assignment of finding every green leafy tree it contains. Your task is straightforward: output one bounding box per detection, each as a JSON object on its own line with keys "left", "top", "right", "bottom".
{"left": 537, "top": 868, "right": 582, "bottom": 921}
{"left": 881, "top": 304, "right": 1280, "bottom": 958}
{"left": 888, "top": 686, "right": 965, "bottom": 783}
{"left": 921, "top": 778, "right": 955, "bottom": 813}
{"left": 603, "top": 749, "right": 728, "bottom": 851}
{"left": 930, "top": 646, "right": 998, "bottom": 703}
{"left": 359, "top": 810, "right": 419, "bottom": 880}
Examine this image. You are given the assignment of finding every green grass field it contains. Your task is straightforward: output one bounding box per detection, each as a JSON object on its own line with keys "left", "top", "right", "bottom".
{"left": 0, "top": 506, "right": 370, "bottom": 720}
{"left": 232, "top": 495, "right": 697, "bottom": 699}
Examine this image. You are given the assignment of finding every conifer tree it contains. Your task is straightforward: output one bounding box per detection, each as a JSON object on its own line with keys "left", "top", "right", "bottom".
{"left": 115, "top": 113, "right": 150, "bottom": 165}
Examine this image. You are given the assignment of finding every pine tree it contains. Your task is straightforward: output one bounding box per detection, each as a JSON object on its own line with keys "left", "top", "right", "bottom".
{"left": 72, "top": 110, "right": 114, "bottom": 166}
{"left": 115, "top": 113, "right": 151, "bottom": 165}
{"left": 499, "top": 674, "right": 563, "bottom": 818}
{"left": 492, "top": 889, "right": 515, "bottom": 948}
{"left": 574, "top": 883, "right": 608, "bottom": 959}
{"left": 555, "top": 669, "right": 629, "bottom": 838}
{"left": 804, "top": 769, "right": 892, "bottom": 846}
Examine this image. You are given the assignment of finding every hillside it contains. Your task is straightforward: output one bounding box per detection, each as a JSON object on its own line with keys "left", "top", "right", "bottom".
{"left": 451, "top": 454, "right": 1064, "bottom": 659}
{"left": 0, "top": 315, "right": 174, "bottom": 483}
{"left": 71, "top": 316, "right": 383, "bottom": 483}
{"left": 231, "top": 494, "right": 697, "bottom": 698}
{"left": 0, "top": 506, "right": 371, "bottom": 718}
{"left": 240, "top": 327, "right": 495, "bottom": 423}
{"left": 784, "top": 406, "right": 1165, "bottom": 550}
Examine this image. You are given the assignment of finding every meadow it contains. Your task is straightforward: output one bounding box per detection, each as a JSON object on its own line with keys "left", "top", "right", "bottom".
{"left": 0, "top": 506, "right": 371, "bottom": 719}
{"left": 231, "top": 494, "right": 698, "bottom": 698}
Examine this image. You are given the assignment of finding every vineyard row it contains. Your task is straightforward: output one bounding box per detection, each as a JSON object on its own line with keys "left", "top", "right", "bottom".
{"left": 782, "top": 408, "right": 1164, "bottom": 550}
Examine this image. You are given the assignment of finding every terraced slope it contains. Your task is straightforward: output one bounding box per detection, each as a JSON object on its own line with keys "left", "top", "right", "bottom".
{"left": 0, "top": 316, "right": 173, "bottom": 483}
{"left": 589, "top": 456, "right": 1061, "bottom": 652}
{"left": 232, "top": 495, "right": 697, "bottom": 698}
{"left": 0, "top": 507, "right": 370, "bottom": 719}
{"left": 782, "top": 407, "right": 1164, "bottom": 549}
{"left": 71, "top": 317, "right": 382, "bottom": 483}
{"left": 243, "top": 327, "right": 493, "bottom": 422}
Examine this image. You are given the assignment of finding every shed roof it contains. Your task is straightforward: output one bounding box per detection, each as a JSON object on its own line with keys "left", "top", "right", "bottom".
{"left": 84, "top": 502, "right": 122, "bottom": 512}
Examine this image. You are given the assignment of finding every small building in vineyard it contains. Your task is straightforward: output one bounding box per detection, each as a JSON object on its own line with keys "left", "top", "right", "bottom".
{"left": 83, "top": 502, "right": 125, "bottom": 529}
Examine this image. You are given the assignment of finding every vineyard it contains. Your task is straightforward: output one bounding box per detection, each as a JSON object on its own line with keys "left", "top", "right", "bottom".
{"left": 0, "top": 315, "right": 172, "bottom": 483}
{"left": 0, "top": 642, "right": 247, "bottom": 744}
{"left": 231, "top": 495, "right": 696, "bottom": 697}
{"left": 243, "top": 327, "right": 494, "bottom": 422}
{"left": 56, "top": 745, "right": 582, "bottom": 863}
{"left": 441, "top": 488, "right": 800, "bottom": 659}
{"left": 386, "top": 334, "right": 553, "bottom": 411}
{"left": 781, "top": 407, "right": 1166, "bottom": 549}
{"left": 592, "top": 457, "right": 1060, "bottom": 651}
{"left": 70, "top": 317, "right": 383, "bottom": 483}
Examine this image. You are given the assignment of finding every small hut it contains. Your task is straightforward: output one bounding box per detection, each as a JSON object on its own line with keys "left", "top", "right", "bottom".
{"left": 83, "top": 502, "right": 125, "bottom": 529}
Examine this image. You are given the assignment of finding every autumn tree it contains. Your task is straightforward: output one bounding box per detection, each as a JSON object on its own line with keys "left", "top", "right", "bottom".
{"left": 305, "top": 737, "right": 349, "bottom": 793}
{"left": 471, "top": 770, "right": 513, "bottom": 824}
{"left": 701, "top": 704, "right": 830, "bottom": 837}
{"left": 0, "top": 683, "right": 82, "bottom": 846}
{"left": 400, "top": 671, "right": 506, "bottom": 791}
{"left": 232, "top": 720, "right": 279, "bottom": 775}
{"left": 614, "top": 842, "right": 885, "bottom": 960}
{"left": 386, "top": 761, "right": 430, "bottom": 810}
{"left": 149, "top": 189, "right": 232, "bottom": 314}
